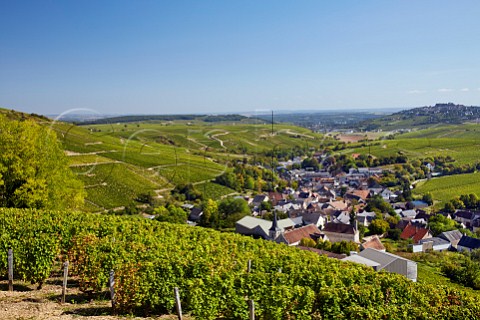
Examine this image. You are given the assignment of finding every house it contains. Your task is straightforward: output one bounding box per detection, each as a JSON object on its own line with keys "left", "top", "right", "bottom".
{"left": 457, "top": 235, "right": 480, "bottom": 252}
{"left": 251, "top": 194, "right": 269, "bottom": 207}
{"left": 400, "top": 223, "right": 432, "bottom": 243}
{"left": 356, "top": 211, "right": 376, "bottom": 226}
{"left": 454, "top": 210, "right": 480, "bottom": 228}
{"left": 411, "top": 237, "right": 451, "bottom": 253}
{"left": 235, "top": 215, "right": 295, "bottom": 239}
{"left": 322, "top": 222, "right": 360, "bottom": 243}
{"left": 345, "top": 189, "right": 370, "bottom": 203}
{"left": 187, "top": 207, "right": 204, "bottom": 223}
{"left": 332, "top": 211, "right": 351, "bottom": 224}
{"left": 380, "top": 188, "right": 396, "bottom": 201}
{"left": 343, "top": 248, "right": 417, "bottom": 281}
{"left": 360, "top": 235, "right": 386, "bottom": 252}
{"left": 290, "top": 210, "right": 326, "bottom": 228}
{"left": 276, "top": 224, "right": 322, "bottom": 246}
{"left": 438, "top": 230, "right": 463, "bottom": 249}
{"left": 400, "top": 209, "right": 417, "bottom": 219}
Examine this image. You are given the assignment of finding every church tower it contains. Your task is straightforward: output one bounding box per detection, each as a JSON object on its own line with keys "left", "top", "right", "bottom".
{"left": 269, "top": 210, "right": 282, "bottom": 240}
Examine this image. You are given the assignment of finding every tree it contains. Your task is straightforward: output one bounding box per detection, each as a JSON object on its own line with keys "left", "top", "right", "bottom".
{"left": 155, "top": 205, "right": 187, "bottom": 224}
{"left": 200, "top": 199, "right": 219, "bottom": 228}
{"left": 422, "top": 193, "right": 434, "bottom": 206}
{"left": 428, "top": 214, "right": 458, "bottom": 236}
{"left": 369, "top": 219, "right": 389, "bottom": 235}
{"left": 0, "top": 116, "right": 84, "bottom": 209}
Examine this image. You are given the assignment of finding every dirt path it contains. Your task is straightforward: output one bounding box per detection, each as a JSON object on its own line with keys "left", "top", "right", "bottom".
{"left": 0, "top": 279, "right": 188, "bottom": 320}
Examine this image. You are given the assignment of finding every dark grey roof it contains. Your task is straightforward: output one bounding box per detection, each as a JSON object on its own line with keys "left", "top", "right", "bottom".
{"left": 455, "top": 210, "right": 480, "bottom": 220}
{"left": 438, "top": 230, "right": 463, "bottom": 243}
{"left": 188, "top": 208, "right": 203, "bottom": 221}
{"left": 418, "top": 237, "right": 450, "bottom": 246}
{"left": 458, "top": 235, "right": 480, "bottom": 249}
{"left": 322, "top": 222, "right": 356, "bottom": 235}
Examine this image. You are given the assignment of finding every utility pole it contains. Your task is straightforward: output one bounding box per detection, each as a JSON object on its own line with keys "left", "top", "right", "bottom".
{"left": 271, "top": 110, "right": 274, "bottom": 136}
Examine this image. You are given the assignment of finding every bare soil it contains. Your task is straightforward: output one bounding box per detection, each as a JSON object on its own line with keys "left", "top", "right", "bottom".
{"left": 0, "top": 278, "right": 189, "bottom": 320}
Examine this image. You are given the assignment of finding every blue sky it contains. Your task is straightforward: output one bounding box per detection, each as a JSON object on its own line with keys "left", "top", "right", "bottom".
{"left": 1, "top": 1, "right": 479, "bottom": 114}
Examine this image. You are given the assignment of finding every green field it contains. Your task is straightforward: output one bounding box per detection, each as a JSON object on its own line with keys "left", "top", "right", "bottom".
{"left": 346, "top": 130, "right": 480, "bottom": 166}
{"left": 47, "top": 119, "right": 325, "bottom": 211}
{"left": 413, "top": 172, "right": 480, "bottom": 207}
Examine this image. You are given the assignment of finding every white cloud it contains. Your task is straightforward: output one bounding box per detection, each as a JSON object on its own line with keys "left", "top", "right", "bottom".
{"left": 437, "top": 88, "right": 453, "bottom": 92}
{"left": 407, "top": 90, "right": 426, "bottom": 94}
{"left": 460, "top": 88, "right": 470, "bottom": 92}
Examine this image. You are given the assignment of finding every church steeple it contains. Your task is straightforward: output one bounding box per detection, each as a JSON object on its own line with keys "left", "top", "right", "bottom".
{"left": 269, "top": 210, "right": 282, "bottom": 240}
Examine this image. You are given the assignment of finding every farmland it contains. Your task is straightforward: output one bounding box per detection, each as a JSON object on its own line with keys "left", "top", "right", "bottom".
{"left": 413, "top": 172, "right": 480, "bottom": 207}
{"left": 47, "top": 118, "right": 325, "bottom": 211}
{"left": 345, "top": 136, "right": 480, "bottom": 166}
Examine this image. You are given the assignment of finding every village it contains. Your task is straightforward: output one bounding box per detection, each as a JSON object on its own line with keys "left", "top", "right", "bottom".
{"left": 183, "top": 154, "right": 480, "bottom": 283}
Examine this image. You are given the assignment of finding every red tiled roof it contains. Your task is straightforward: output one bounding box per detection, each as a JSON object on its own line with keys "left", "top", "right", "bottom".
{"left": 297, "top": 246, "right": 347, "bottom": 259}
{"left": 352, "top": 190, "right": 370, "bottom": 201}
{"left": 283, "top": 224, "right": 321, "bottom": 245}
{"left": 361, "top": 236, "right": 385, "bottom": 251}
{"left": 400, "top": 223, "right": 431, "bottom": 243}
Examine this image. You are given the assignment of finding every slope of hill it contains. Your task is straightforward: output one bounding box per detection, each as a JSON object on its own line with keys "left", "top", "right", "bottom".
{"left": 360, "top": 103, "right": 480, "bottom": 131}
{"left": 34, "top": 112, "right": 324, "bottom": 212}
{"left": 1, "top": 208, "right": 479, "bottom": 319}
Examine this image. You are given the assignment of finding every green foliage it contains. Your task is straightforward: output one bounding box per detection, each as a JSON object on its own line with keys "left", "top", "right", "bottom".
{"left": 365, "top": 195, "right": 396, "bottom": 216}
{"left": 299, "top": 237, "right": 316, "bottom": 248}
{"left": 369, "top": 219, "right": 390, "bottom": 236}
{"left": 154, "top": 205, "right": 187, "bottom": 224}
{"left": 0, "top": 116, "right": 84, "bottom": 209}
{"left": 2, "top": 208, "right": 480, "bottom": 318}
{"left": 428, "top": 214, "right": 459, "bottom": 236}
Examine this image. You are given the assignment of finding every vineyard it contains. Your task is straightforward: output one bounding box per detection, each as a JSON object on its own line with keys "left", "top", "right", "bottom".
{"left": 413, "top": 172, "right": 480, "bottom": 207}
{"left": 1, "top": 208, "right": 480, "bottom": 319}
{"left": 45, "top": 119, "right": 326, "bottom": 212}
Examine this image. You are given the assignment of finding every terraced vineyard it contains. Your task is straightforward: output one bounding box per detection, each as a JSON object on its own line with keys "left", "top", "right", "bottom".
{"left": 47, "top": 118, "right": 324, "bottom": 211}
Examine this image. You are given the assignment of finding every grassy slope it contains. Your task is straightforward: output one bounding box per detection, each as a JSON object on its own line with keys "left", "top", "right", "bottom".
{"left": 48, "top": 119, "right": 324, "bottom": 211}
{"left": 413, "top": 173, "right": 480, "bottom": 207}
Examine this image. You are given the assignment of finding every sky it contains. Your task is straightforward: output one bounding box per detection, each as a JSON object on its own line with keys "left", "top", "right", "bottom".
{"left": 1, "top": 0, "right": 480, "bottom": 115}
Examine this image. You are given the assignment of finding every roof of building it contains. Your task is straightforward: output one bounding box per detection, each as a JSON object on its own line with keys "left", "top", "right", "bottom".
{"left": 361, "top": 236, "right": 386, "bottom": 251}
{"left": 418, "top": 237, "right": 450, "bottom": 246}
{"left": 401, "top": 209, "right": 417, "bottom": 218}
{"left": 282, "top": 224, "right": 321, "bottom": 245}
{"left": 357, "top": 248, "right": 412, "bottom": 269}
{"left": 252, "top": 194, "right": 268, "bottom": 203}
{"left": 400, "top": 223, "right": 431, "bottom": 243}
{"left": 236, "top": 216, "right": 296, "bottom": 236}
{"left": 352, "top": 189, "right": 370, "bottom": 201}
{"left": 438, "top": 230, "right": 463, "bottom": 243}
{"left": 343, "top": 254, "right": 381, "bottom": 267}
{"left": 455, "top": 210, "right": 480, "bottom": 220}
{"left": 458, "top": 235, "right": 480, "bottom": 249}
{"left": 297, "top": 246, "right": 347, "bottom": 259}
{"left": 322, "top": 222, "right": 357, "bottom": 235}
{"left": 328, "top": 200, "right": 348, "bottom": 211}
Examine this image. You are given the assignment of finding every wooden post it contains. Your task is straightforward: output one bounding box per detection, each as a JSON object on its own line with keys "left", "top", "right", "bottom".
{"left": 248, "top": 299, "right": 255, "bottom": 320}
{"left": 109, "top": 270, "right": 115, "bottom": 308}
{"left": 174, "top": 287, "right": 183, "bottom": 320}
{"left": 61, "top": 261, "right": 69, "bottom": 303}
{"left": 247, "top": 259, "right": 251, "bottom": 273}
{"left": 8, "top": 248, "right": 13, "bottom": 292}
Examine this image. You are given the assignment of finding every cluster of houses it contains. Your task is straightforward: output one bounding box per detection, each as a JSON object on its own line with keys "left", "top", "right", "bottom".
{"left": 181, "top": 160, "right": 480, "bottom": 282}
{"left": 233, "top": 166, "right": 480, "bottom": 281}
